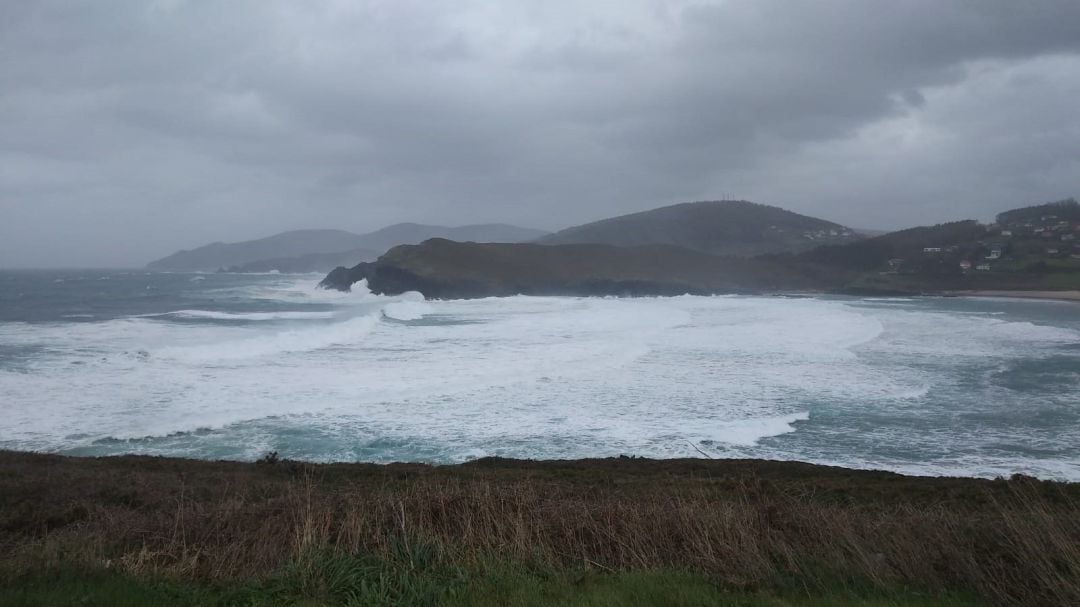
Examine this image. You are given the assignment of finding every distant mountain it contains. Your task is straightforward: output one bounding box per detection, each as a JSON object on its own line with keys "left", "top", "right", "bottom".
{"left": 225, "top": 248, "right": 380, "bottom": 274}
{"left": 146, "top": 223, "right": 548, "bottom": 272}
{"left": 538, "top": 200, "right": 861, "bottom": 256}
{"left": 353, "top": 223, "right": 548, "bottom": 254}
{"left": 320, "top": 238, "right": 828, "bottom": 298}
{"left": 146, "top": 230, "right": 370, "bottom": 272}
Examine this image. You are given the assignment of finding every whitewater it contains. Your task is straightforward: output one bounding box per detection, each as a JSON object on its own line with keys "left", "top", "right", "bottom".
{"left": 1, "top": 270, "right": 1079, "bottom": 480}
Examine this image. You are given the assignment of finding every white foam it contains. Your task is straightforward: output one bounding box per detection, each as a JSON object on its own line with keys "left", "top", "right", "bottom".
{"left": 381, "top": 292, "right": 433, "bottom": 321}
{"left": 701, "top": 412, "right": 811, "bottom": 447}
{"left": 155, "top": 313, "right": 380, "bottom": 362}
{"left": 162, "top": 310, "right": 336, "bottom": 321}
{"left": 382, "top": 301, "right": 433, "bottom": 321}
{"left": 1, "top": 290, "right": 1078, "bottom": 480}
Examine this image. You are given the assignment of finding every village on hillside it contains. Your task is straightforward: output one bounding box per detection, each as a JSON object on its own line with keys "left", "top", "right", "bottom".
{"left": 884, "top": 199, "right": 1080, "bottom": 282}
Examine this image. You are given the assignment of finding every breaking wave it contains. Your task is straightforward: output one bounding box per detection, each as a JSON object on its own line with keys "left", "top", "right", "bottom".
{"left": 156, "top": 313, "right": 381, "bottom": 362}
{"left": 701, "top": 411, "right": 811, "bottom": 447}
{"left": 160, "top": 310, "right": 337, "bottom": 321}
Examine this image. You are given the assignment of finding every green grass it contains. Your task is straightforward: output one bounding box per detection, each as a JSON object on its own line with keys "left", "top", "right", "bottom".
{"left": 450, "top": 568, "right": 985, "bottom": 607}
{"left": 2, "top": 563, "right": 987, "bottom": 607}
{"left": 1039, "top": 272, "right": 1080, "bottom": 289}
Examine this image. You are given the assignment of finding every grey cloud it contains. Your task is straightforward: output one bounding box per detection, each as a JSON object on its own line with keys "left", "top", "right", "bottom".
{"left": 1, "top": 1, "right": 1078, "bottom": 267}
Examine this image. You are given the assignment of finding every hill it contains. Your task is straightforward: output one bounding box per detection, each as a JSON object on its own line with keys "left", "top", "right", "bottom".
{"left": 146, "top": 224, "right": 548, "bottom": 272}
{"left": 996, "top": 197, "right": 1080, "bottom": 226}
{"left": 795, "top": 220, "right": 988, "bottom": 272}
{"left": 321, "top": 198, "right": 1080, "bottom": 297}
{"left": 320, "top": 238, "right": 831, "bottom": 297}
{"left": 537, "top": 200, "right": 861, "bottom": 256}
{"left": 791, "top": 199, "right": 1080, "bottom": 293}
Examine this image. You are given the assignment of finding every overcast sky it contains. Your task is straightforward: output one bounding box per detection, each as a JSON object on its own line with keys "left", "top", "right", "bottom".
{"left": 2, "top": 1, "right": 1079, "bottom": 267}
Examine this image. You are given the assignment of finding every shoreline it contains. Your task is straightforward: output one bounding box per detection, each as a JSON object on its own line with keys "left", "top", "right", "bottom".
{"left": 5, "top": 448, "right": 1072, "bottom": 482}
{"left": 0, "top": 448, "right": 1013, "bottom": 479}
{"left": 943, "top": 289, "right": 1080, "bottom": 303}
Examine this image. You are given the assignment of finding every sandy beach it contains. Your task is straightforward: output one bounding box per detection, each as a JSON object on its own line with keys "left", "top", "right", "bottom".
{"left": 948, "top": 290, "right": 1080, "bottom": 303}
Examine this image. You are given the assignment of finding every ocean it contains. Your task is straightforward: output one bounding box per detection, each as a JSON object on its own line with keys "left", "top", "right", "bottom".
{"left": 1, "top": 269, "right": 1078, "bottom": 480}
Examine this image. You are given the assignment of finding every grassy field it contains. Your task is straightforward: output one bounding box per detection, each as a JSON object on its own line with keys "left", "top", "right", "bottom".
{"left": 2, "top": 451, "right": 1078, "bottom": 606}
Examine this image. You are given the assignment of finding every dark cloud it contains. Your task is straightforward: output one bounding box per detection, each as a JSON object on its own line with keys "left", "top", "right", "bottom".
{"left": 1, "top": 1, "right": 1078, "bottom": 266}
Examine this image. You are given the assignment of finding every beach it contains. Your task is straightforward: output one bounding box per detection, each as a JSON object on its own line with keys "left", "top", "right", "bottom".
{"left": 949, "top": 290, "right": 1080, "bottom": 303}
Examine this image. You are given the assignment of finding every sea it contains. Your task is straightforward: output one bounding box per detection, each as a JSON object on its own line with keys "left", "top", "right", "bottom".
{"left": 1, "top": 269, "right": 1079, "bottom": 480}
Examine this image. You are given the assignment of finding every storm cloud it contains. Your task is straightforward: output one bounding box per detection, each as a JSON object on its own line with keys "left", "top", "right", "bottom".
{"left": 2, "top": 1, "right": 1078, "bottom": 266}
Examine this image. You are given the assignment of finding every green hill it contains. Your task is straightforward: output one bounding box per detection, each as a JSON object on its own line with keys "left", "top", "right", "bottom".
{"left": 995, "top": 198, "right": 1080, "bottom": 226}
{"left": 538, "top": 200, "right": 861, "bottom": 256}
{"left": 791, "top": 200, "right": 1080, "bottom": 293}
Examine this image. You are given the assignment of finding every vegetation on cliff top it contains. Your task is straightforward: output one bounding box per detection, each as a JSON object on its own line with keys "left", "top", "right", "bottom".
{"left": 321, "top": 238, "right": 835, "bottom": 297}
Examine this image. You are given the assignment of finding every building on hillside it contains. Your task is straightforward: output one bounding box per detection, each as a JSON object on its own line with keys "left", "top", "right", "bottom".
{"left": 922, "top": 247, "right": 942, "bottom": 253}
{"left": 1001, "top": 230, "right": 1013, "bottom": 236}
{"left": 976, "top": 263, "right": 992, "bottom": 271}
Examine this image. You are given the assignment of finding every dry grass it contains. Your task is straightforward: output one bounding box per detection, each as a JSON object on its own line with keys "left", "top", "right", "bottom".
{"left": 1, "top": 451, "right": 1078, "bottom": 606}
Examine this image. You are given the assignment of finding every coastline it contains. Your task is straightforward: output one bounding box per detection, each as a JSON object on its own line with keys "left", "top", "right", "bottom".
{"left": 944, "top": 289, "right": 1080, "bottom": 303}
